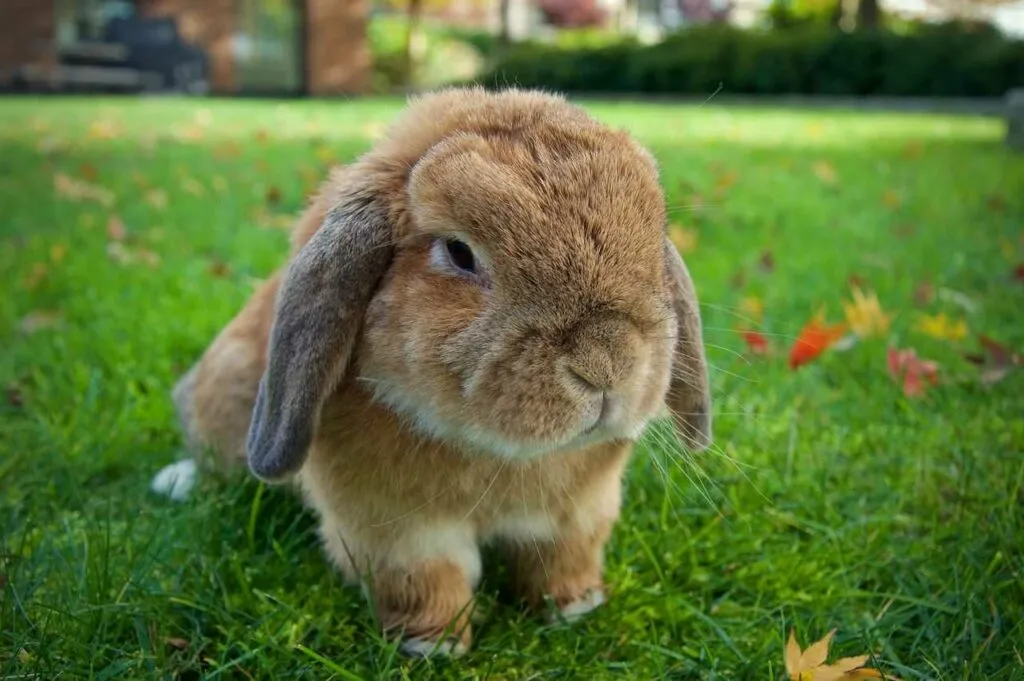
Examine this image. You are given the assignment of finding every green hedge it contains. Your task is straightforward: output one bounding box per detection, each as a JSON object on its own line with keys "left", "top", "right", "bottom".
{"left": 476, "top": 24, "right": 1024, "bottom": 97}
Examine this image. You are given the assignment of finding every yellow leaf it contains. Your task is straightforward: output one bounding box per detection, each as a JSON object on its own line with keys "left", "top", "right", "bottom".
{"left": 50, "top": 242, "right": 68, "bottom": 263}
{"left": 146, "top": 189, "right": 168, "bottom": 210}
{"left": 842, "top": 286, "right": 891, "bottom": 339}
{"left": 915, "top": 313, "right": 967, "bottom": 341}
{"left": 782, "top": 629, "right": 901, "bottom": 681}
{"left": 181, "top": 177, "right": 205, "bottom": 197}
{"left": 739, "top": 296, "right": 764, "bottom": 322}
{"left": 668, "top": 224, "right": 698, "bottom": 255}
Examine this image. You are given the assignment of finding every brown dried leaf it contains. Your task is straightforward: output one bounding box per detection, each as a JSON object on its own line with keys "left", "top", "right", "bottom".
{"left": 6, "top": 383, "right": 24, "bottom": 408}
{"left": 882, "top": 190, "right": 901, "bottom": 210}
{"left": 53, "top": 172, "right": 114, "bottom": 207}
{"left": 164, "top": 637, "right": 189, "bottom": 651}
{"left": 79, "top": 162, "right": 99, "bottom": 182}
{"left": 265, "top": 185, "right": 282, "bottom": 206}
{"left": 19, "top": 310, "right": 64, "bottom": 334}
{"left": 812, "top": 161, "right": 838, "bottom": 186}
{"left": 208, "top": 260, "right": 231, "bottom": 278}
{"left": 759, "top": 250, "right": 775, "bottom": 273}
{"left": 24, "top": 263, "right": 48, "bottom": 289}
{"left": 986, "top": 194, "right": 1006, "bottom": 213}
{"left": 107, "top": 216, "right": 127, "bottom": 241}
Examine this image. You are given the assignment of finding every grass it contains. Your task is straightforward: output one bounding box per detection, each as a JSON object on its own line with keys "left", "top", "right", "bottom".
{"left": 0, "top": 94, "right": 1022, "bottom": 680}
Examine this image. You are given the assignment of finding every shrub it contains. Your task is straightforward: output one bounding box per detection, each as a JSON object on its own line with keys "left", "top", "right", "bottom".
{"left": 474, "top": 24, "right": 1024, "bottom": 97}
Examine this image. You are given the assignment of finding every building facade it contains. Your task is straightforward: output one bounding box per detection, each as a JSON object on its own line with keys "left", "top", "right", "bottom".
{"left": 0, "top": 0, "right": 372, "bottom": 95}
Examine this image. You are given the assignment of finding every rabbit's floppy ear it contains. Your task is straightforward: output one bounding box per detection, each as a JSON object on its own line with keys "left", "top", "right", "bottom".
{"left": 247, "top": 192, "right": 393, "bottom": 482}
{"left": 662, "top": 238, "right": 712, "bottom": 451}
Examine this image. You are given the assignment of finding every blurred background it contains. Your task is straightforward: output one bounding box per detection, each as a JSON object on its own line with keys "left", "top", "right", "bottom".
{"left": 1, "top": 0, "right": 1021, "bottom": 101}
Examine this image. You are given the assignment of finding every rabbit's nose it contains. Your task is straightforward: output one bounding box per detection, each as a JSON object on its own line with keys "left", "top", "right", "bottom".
{"left": 564, "top": 315, "right": 640, "bottom": 393}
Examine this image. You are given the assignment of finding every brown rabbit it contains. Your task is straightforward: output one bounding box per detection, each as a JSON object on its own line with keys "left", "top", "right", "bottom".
{"left": 152, "top": 86, "right": 711, "bottom": 657}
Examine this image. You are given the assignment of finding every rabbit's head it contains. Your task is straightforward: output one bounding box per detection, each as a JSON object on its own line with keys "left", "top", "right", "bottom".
{"left": 247, "top": 87, "right": 711, "bottom": 482}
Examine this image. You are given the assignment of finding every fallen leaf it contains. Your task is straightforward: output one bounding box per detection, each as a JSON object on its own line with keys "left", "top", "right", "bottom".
{"left": 847, "top": 274, "right": 866, "bottom": 289}
{"left": 53, "top": 172, "right": 114, "bottom": 207}
{"left": 265, "top": 185, "right": 282, "bottom": 206}
{"left": 24, "top": 263, "right": 48, "bottom": 289}
{"left": 6, "top": 383, "right": 24, "bottom": 408}
{"left": 132, "top": 172, "right": 151, "bottom": 190}
{"left": 17, "top": 648, "right": 31, "bottom": 664}
{"left": 164, "top": 637, "right": 189, "bottom": 651}
{"left": 88, "top": 118, "right": 121, "bottom": 140}
{"left": 882, "top": 190, "right": 901, "bottom": 210}
{"left": 999, "top": 238, "right": 1016, "bottom": 260}
{"left": 730, "top": 270, "right": 747, "bottom": 290}
{"left": 255, "top": 129, "right": 270, "bottom": 144}
{"left": 812, "top": 160, "right": 838, "bottom": 186}
{"left": 739, "top": 296, "right": 764, "bottom": 322}
{"left": 181, "top": 176, "right": 205, "bottom": 197}
{"left": 1013, "top": 263, "right": 1024, "bottom": 283}
{"left": 107, "top": 242, "right": 160, "bottom": 268}
{"left": 789, "top": 311, "right": 847, "bottom": 369}
{"left": 19, "top": 310, "right": 64, "bottom": 334}
{"left": 107, "top": 216, "right": 127, "bottom": 241}
{"left": 714, "top": 169, "right": 738, "bottom": 192}
{"left": 759, "top": 250, "right": 775, "bottom": 273}
{"left": 669, "top": 224, "right": 699, "bottom": 255}
{"left": 913, "top": 281, "right": 934, "bottom": 306}
{"left": 887, "top": 346, "right": 939, "bottom": 398}
{"left": 805, "top": 122, "right": 825, "bottom": 138}
{"left": 986, "top": 194, "right": 1006, "bottom": 213}
{"left": 313, "top": 143, "right": 335, "bottom": 165}
{"left": 208, "top": 260, "right": 231, "bottom": 278}
{"left": 915, "top": 313, "right": 967, "bottom": 342}
{"left": 146, "top": 189, "right": 168, "bottom": 211}
{"left": 965, "top": 335, "right": 1022, "bottom": 385}
{"left": 213, "top": 141, "right": 242, "bottom": 160}
{"left": 50, "top": 242, "right": 68, "bottom": 263}
{"left": 784, "top": 629, "right": 902, "bottom": 681}
{"left": 843, "top": 286, "right": 891, "bottom": 339}
{"left": 893, "top": 223, "right": 915, "bottom": 239}
{"left": 79, "top": 162, "right": 99, "bottom": 182}
{"left": 741, "top": 330, "right": 769, "bottom": 356}
{"left": 902, "top": 140, "right": 923, "bottom": 159}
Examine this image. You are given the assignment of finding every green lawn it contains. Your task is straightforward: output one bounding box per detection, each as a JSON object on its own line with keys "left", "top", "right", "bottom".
{"left": 1, "top": 95, "right": 1022, "bottom": 680}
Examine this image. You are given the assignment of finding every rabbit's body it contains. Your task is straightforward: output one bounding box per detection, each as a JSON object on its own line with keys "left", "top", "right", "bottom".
{"left": 159, "top": 87, "right": 711, "bottom": 656}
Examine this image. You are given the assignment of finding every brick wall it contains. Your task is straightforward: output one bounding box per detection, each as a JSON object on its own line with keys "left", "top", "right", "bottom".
{"left": 137, "top": 0, "right": 238, "bottom": 93}
{"left": 0, "top": 0, "right": 56, "bottom": 87}
{"left": 306, "top": 0, "right": 372, "bottom": 96}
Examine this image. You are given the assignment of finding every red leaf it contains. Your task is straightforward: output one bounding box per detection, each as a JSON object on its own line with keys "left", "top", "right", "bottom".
{"left": 788, "top": 313, "right": 847, "bottom": 370}
{"left": 742, "top": 330, "right": 769, "bottom": 356}
{"left": 1014, "top": 263, "right": 1024, "bottom": 283}
{"left": 887, "top": 346, "right": 939, "bottom": 397}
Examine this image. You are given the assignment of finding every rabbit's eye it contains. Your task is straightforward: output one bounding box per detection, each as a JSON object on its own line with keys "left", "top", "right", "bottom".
{"left": 444, "top": 238, "right": 476, "bottom": 274}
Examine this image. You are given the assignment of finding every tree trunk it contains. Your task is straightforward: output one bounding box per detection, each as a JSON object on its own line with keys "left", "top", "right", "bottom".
{"left": 403, "top": 0, "right": 424, "bottom": 88}
{"left": 856, "top": 0, "right": 881, "bottom": 28}
{"left": 498, "top": 0, "right": 511, "bottom": 47}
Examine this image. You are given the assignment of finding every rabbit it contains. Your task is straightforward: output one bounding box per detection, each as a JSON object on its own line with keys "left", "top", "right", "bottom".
{"left": 152, "top": 86, "right": 711, "bottom": 657}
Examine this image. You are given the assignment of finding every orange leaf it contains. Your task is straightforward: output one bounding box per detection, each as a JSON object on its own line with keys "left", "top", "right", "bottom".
{"left": 789, "top": 312, "right": 847, "bottom": 369}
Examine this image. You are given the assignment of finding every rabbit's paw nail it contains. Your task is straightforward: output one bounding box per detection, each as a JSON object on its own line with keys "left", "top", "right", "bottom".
{"left": 151, "top": 460, "right": 197, "bottom": 501}
{"left": 400, "top": 636, "right": 468, "bottom": 658}
{"left": 551, "top": 587, "right": 606, "bottom": 623}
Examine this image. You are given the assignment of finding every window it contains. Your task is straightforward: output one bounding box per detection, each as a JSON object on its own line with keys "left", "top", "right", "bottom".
{"left": 235, "top": 0, "right": 304, "bottom": 94}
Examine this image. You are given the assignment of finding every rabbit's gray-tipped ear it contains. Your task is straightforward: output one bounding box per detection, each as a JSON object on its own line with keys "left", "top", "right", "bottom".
{"left": 247, "top": 196, "right": 393, "bottom": 483}
{"left": 663, "top": 238, "right": 712, "bottom": 451}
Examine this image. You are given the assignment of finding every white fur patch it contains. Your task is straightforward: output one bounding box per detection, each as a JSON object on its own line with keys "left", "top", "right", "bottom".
{"left": 400, "top": 636, "right": 468, "bottom": 658}
{"left": 388, "top": 522, "right": 482, "bottom": 588}
{"left": 150, "top": 460, "right": 197, "bottom": 501}
{"left": 487, "top": 513, "right": 556, "bottom": 544}
{"left": 551, "top": 588, "right": 606, "bottom": 623}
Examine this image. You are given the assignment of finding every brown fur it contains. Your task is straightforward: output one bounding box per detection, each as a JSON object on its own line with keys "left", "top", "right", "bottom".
{"left": 171, "top": 86, "right": 711, "bottom": 656}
